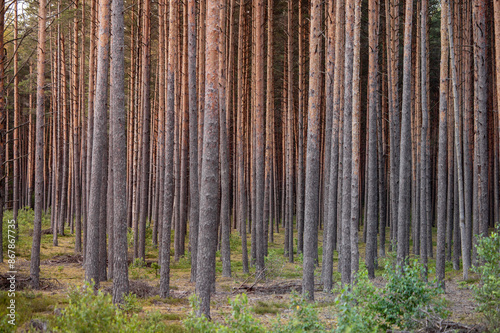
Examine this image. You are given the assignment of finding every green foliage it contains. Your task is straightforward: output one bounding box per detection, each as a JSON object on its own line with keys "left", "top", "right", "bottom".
{"left": 184, "top": 294, "right": 264, "bottom": 333}
{"left": 264, "top": 249, "right": 287, "bottom": 280}
{"left": 120, "top": 293, "right": 142, "bottom": 313}
{"left": 151, "top": 262, "right": 160, "bottom": 277}
{"left": 229, "top": 233, "right": 242, "bottom": 252}
{"left": 334, "top": 270, "right": 379, "bottom": 333}
{"left": 131, "top": 258, "right": 146, "bottom": 268}
{"left": 334, "top": 262, "right": 447, "bottom": 332}
{"left": 52, "top": 282, "right": 169, "bottom": 333}
{"left": 272, "top": 292, "right": 325, "bottom": 333}
{"left": 472, "top": 229, "right": 500, "bottom": 332}
{"left": 220, "top": 294, "right": 265, "bottom": 333}
{"left": 183, "top": 295, "right": 221, "bottom": 332}
{"left": 375, "top": 259, "right": 448, "bottom": 331}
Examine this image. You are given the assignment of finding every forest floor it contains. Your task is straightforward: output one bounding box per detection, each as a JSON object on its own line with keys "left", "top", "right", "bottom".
{"left": 0, "top": 208, "right": 486, "bottom": 332}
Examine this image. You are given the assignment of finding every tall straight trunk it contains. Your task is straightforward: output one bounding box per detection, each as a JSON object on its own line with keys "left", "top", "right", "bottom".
{"left": 178, "top": 4, "right": 189, "bottom": 262}
{"left": 72, "top": 0, "right": 82, "bottom": 253}
{"left": 13, "top": 0, "right": 19, "bottom": 225}
{"left": 59, "top": 35, "right": 70, "bottom": 236}
{"left": 321, "top": 0, "right": 335, "bottom": 283}
{"left": 286, "top": 0, "right": 294, "bottom": 264}
{"left": 387, "top": 0, "right": 400, "bottom": 248}
{"left": 473, "top": 0, "right": 489, "bottom": 237}
{"left": 85, "top": 0, "right": 110, "bottom": 287}
{"left": 195, "top": 0, "right": 219, "bottom": 317}
{"left": 436, "top": 0, "right": 449, "bottom": 288}
{"left": 265, "top": 0, "right": 274, "bottom": 250}
{"left": 254, "top": 0, "right": 265, "bottom": 277}
{"left": 138, "top": 0, "right": 151, "bottom": 261}
{"left": 396, "top": 0, "right": 413, "bottom": 266}
{"left": 377, "top": 79, "right": 387, "bottom": 258}
{"left": 110, "top": 0, "right": 129, "bottom": 301}
{"left": 296, "top": 0, "right": 305, "bottom": 255}
{"left": 419, "top": 0, "right": 429, "bottom": 279}
{"left": 446, "top": 0, "right": 469, "bottom": 280}
{"left": 27, "top": 63, "right": 34, "bottom": 209}
{"left": 340, "top": 0, "right": 355, "bottom": 285}
{"left": 321, "top": 0, "right": 334, "bottom": 260}
{"left": 324, "top": 0, "right": 344, "bottom": 290}
{"left": 188, "top": 0, "right": 200, "bottom": 282}
{"left": 160, "top": 0, "right": 178, "bottom": 298}
{"left": 153, "top": 0, "right": 166, "bottom": 248}
{"left": 350, "top": 0, "right": 361, "bottom": 281}
{"left": 366, "top": 0, "right": 379, "bottom": 279}
{"left": 30, "top": 0, "right": 46, "bottom": 288}
{"left": 85, "top": 0, "right": 97, "bottom": 258}
{"left": 462, "top": 0, "right": 473, "bottom": 269}
{"left": 219, "top": 0, "right": 231, "bottom": 277}
{"left": 237, "top": 0, "right": 249, "bottom": 274}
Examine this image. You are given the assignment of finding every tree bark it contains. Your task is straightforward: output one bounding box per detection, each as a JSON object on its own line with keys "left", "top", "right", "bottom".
{"left": 195, "top": 0, "right": 220, "bottom": 316}
{"left": 396, "top": 0, "right": 414, "bottom": 267}
{"left": 366, "top": 0, "right": 379, "bottom": 279}
{"left": 30, "top": 0, "right": 46, "bottom": 288}
{"left": 436, "top": 0, "right": 449, "bottom": 288}
{"left": 85, "top": 0, "right": 110, "bottom": 287}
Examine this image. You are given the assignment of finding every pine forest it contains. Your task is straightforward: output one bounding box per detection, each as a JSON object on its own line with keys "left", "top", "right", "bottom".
{"left": 0, "top": 0, "right": 500, "bottom": 331}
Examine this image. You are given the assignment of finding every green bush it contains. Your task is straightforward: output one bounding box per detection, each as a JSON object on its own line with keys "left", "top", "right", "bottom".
{"left": 472, "top": 229, "right": 500, "bottom": 332}
{"left": 375, "top": 259, "right": 447, "bottom": 331}
{"left": 264, "top": 250, "right": 287, "bottom": 280}
{"left": 272, "top": 292, "right": 325, "bottom": 333}
{"left": 184, "top": 294, "right": 264, "bottom": 333}
{"left": 52, "top": 283, "right": 168, "bottom": 333}
{"left": 334, "top": 262, "right": 447, "bottom": 332}
{"left": 334, "top": 270, "right": 379, "bottom": 333}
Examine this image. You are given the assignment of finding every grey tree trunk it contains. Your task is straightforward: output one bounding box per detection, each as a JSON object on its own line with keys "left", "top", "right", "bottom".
{"left": 396, "top": 0, "right": 414, "bottom": 267}
{"left": 446, "top": 0, "right": 469, "bottom": 279}
{"left": 30, "top": 0, "right": 46, "bottom": 288}
{"left": 340, "top": 0, "right": 355, "bottom": 285}
{"left": 322, "top": 0, "right": 337, "bottom": 289}
{"left": 219, "top": 0, "right": 231, "bottom": 277}
{"left": 159, "top": 0, "right": 177, "bottom": 298}
{"left": 188, "top": 0, "right": 200, "bottom": 283}
{"left": 473, "top": 0, "right": 489, "bottom": 238}
{"left": 366, "top": 0, "right": 379, "bottom": 280}
{"left": 85, "top": 0, "right": 110, "bottom": 288}
{"left": 138, "top": 0, "right": 151, "bottom": 261}
{"left": 419, "top": 0, "right": 429, "bottom": 280}
{"left": 303, "top": 0, "right": 322, "bottom": 300}
{"left": 195, "top": 0, "right": 220, "bottom": 317}
{"left": 110, "top": 0, "right": 129, "bottom": 302}
{"left": 436, "top": 0, "right": 449, "bottom": 288}
{"left": 350, "top": 0, "right": 361, "bottom": 281}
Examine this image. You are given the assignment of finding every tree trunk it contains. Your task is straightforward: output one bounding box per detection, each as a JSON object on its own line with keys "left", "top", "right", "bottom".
{"left": 302, "top": 0, "right": 322, "bottom": 299}
{"left": 446, "top": 0, "right": 469, "bottom": 280}
{"left": 85, "top": 0, "right": 110, "bottom": 288}
{"left": 366, "top": 0, "right": 379, "bottom": 279}
{"left": 396, "top": 0, "right": 414, "bottom": 266}
{"left": 436, "top": 0, "right": 449, "bottom": 288}
{"left": 419, "top": 0, "right": 429, "bottom": 279}
{"left": 195, "top": 0, "right": 220, "bottom": 317}
{"left": 138, "top": 0, "right": 151, "bottom": 261}
{"left": 30, "top": 0, "right": 46, "bottom": 288}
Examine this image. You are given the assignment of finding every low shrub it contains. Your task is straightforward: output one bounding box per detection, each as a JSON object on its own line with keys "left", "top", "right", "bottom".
{"left": 472, "top": 228, "right": 500, "bottom": 332}
{"left": 52, "top": 282, "right": 169, "bottom": 333}
{"left": 272, "top": 292, "right": 325, "bottom": 332}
